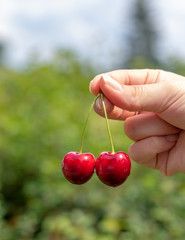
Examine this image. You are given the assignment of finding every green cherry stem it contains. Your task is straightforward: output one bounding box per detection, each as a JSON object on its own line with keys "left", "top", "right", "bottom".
{"left": 100, "top": 93, "right": 115, "bottom": 154}
{"left": 79, "top": 93, "right": 101, "bottom": 154}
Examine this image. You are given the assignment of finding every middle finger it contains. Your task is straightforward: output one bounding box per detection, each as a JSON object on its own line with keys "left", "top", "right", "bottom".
{"left": 124, "top": 112, "right": 180, "bottom": 141}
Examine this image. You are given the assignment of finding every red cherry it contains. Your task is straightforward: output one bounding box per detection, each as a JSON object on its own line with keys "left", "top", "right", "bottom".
{"left": 62, "top": 152, "right": 95, "bottom": 184}
{"left": 95, "top": 151, "right": 131, "bottom": 187}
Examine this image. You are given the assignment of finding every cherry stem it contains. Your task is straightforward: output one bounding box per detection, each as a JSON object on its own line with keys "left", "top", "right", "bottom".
{"left": 79, "top": 93, "right": 101, "bottom": 154}
{"left": 100, "top": 93, "right": 115, "bottom": 154}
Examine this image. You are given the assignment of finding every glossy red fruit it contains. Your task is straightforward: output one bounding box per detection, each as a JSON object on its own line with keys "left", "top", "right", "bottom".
{"left": 62, "top": 152, "right": 95, "bottom": 184}
{"left": 95, "top": 151, "right": 131, "bottom": 187}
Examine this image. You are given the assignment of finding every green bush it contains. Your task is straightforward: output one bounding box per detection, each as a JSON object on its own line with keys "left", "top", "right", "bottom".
{"left": 0, "top": 53, "right": 185, "bottom": 240}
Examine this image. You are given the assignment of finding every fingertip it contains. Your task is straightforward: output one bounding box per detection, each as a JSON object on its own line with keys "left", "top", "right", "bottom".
{"left": 89, "top": 74, "right": 103, "bottom": 95}
{"left": 89, "top": 80, "right": 94, "bottom": 94}
{"left": 93, "top": 97, "right": 105, "bottom": 117}
{"left": 93, "top": 96, "right": 114, "bottom": 117}
{"left": 94, "top": 97, "right": 102, "bottom": 111}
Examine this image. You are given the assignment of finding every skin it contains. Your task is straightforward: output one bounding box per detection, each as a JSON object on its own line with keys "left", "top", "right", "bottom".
{"left": 89, "top": 69, "right": 185, "bottom": 176}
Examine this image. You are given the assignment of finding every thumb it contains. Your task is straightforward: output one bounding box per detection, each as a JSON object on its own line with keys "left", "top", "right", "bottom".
{"left": 100, "top": 75, "right": 170, "bottom": 113}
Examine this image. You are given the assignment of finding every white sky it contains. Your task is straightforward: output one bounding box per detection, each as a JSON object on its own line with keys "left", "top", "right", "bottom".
{"left": 1, "top": 0, "right": 185, "bottom": 69}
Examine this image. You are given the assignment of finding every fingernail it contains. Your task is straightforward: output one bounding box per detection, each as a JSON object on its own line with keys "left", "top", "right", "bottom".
{"left": 165, "top": 134, "right": 179, "bottom": 142}
{"left": 102, "top": 75, "right": 122, "bottom": 91}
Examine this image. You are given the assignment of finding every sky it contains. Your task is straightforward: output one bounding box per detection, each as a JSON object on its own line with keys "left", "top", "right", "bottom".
{"left": 1, "top": 0, "right": 185, "bottom": 70}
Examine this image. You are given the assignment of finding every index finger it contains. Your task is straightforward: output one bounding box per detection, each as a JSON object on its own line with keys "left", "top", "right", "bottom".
{"left": 90, "top": 69, "right": 163, "bottom": 96}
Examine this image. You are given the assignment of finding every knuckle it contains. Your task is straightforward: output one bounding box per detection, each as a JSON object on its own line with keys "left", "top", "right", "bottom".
{"left": 155, "top": 69, "right": 164, "bottom": 83}
{"left": 160, "top": 168, "right": 171, "bottom": 177}
{"left": 135, "top": 85, "right": 144, "bottom": 98}
{"left": 149, "top": 136, "right": 160, "bottom": 148}
{"left": 130, "top": 85, "right": 144, "bottom": 110}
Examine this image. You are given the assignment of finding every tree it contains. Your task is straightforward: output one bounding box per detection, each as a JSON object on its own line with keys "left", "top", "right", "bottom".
{"left": 0, "top": 40, "right": 6, "bottom": 65}
{"left": 125, "top": 0, "right": 159, "bottom": 67}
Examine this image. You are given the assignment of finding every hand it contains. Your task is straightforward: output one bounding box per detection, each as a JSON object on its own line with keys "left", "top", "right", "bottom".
{"left": 89, "top": 69, "right": 185, "bottom": 176}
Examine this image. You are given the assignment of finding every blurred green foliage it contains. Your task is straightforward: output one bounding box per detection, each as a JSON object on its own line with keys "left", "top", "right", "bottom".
{"left": 0, "top": 52, "right": 185, "bottom": 240}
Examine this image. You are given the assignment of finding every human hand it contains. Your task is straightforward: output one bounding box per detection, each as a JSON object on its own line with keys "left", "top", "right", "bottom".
{"left": 89, "top": 69, "right": 185, "bottom": 176}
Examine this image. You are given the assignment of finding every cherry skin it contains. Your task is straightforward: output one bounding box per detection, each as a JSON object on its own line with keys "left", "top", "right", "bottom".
{"left": 95, "top": 151, "right": 131, "bottom": 187}
{"left": 62, "top": 152, "right": 95, "bottom": 184}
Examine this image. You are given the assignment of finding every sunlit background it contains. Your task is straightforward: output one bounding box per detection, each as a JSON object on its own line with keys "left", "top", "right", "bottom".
{"left": 1, "top": 0, "right": 185, "bottom": 69}
{"left": 1, "top": 0, "right": 185, "bottom": 239}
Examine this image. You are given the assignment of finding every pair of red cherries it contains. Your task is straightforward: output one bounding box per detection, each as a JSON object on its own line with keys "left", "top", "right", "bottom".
{"left": 62, "top": 93, "right": 131, "bottom": 187}
{"left": 62, "top": 151, "right": 131, "bottom": 187}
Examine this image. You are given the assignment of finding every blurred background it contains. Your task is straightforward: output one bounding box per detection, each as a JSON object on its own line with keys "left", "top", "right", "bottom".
{"left": 1, "top": 0, "right": 185, "bottom": 239}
